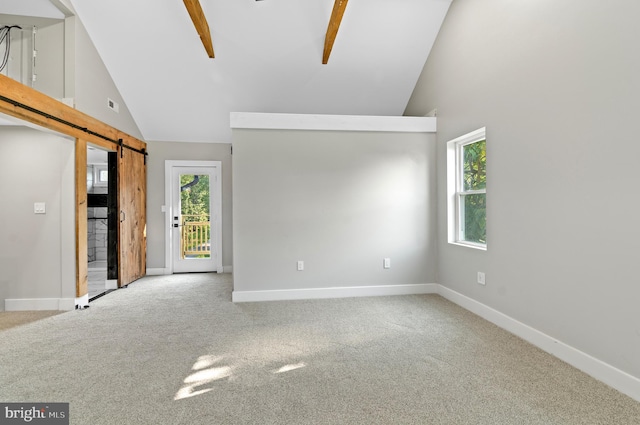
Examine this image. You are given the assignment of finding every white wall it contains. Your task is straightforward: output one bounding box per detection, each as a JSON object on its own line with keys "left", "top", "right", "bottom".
{"left": 71, "top": 16, "right": 143, "bottom": 140}
{"left": 145, "top": 141, "right": 233, "bottom": 271}
{"left": 0, "top": 11, "right": 142, "bottom": 140}
{"left": 232, "top": 128, "right": 437, "bottom": 296}
{"left": 0, "top": 126, "right": 76, "bottom": 310}
{"left": 405, "top": 0, "right": 640, "bottom": 382}
{"left": 35, "top": 19, "right": 65, "bottom": 99}
{"left": 0, "top": 14, "right": 65, "bottom": 99}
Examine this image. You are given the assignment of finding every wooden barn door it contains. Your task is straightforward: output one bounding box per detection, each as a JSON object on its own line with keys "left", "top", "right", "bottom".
{"left": 118, "top": 146, "right": 147, "bottom": 287}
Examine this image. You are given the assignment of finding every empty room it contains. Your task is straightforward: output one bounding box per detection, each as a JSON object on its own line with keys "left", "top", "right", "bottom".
{"left": 1, "top": 0, "right": 639, "bottom": 424}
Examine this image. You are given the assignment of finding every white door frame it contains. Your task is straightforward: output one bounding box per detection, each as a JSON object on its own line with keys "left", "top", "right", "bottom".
{"left": 165, "top": 160, "right": 222, "bottom": 274}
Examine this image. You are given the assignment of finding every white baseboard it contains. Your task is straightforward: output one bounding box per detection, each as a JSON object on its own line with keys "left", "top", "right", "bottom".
{"left": 146, "top": 267, "right": 230, "bottom": 275}
{"left": 146, "top": 268, "right": 170, "bottom": 276}
{"left": 105, "top": 279, "right": 118, "bottom": 290}
{"left": 5, "top": 298, "right": 75, "bottom": 311}
{"left": 75, "top": 294, "right": 89, "bottom": 308}
{"left": 437, "top": 285, "right": 640, "bottom": 403}
{"left": 232, "top": 283, "right": 438, "bottom": 303}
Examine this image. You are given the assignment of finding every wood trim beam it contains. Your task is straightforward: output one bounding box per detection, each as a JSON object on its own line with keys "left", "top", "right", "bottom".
{"left": 183, "top": 0, "right": 215, "bottom": 58}
{"left": 323, "top": 0, "right": 349, "bottom": 64}
{"left": 0, "top": 74, "right": 145, "bottom": 152}
{"left": 75, "top": 138, "right": 88, "bottom": 298}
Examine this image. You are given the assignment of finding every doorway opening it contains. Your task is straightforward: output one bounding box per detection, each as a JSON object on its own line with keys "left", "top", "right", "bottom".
{"left": 165, "top": 161, "right": 222, "bottom": 274}
{"left": 87, "top": 144, "right": 117, "bottom": 300}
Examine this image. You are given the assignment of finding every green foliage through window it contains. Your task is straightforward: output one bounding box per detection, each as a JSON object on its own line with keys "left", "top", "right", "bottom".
{"left": 460, "top": 139, "right": 486, "bottom": 245}
{"left": 180, "top": 174, "right": 211, "bottom": 258}
{"left": 180, "top": 174, "right": 210, "bottom": 217}
{"left": 462, "top": 193, "right": 486, "bottom": 244}
{"left": 463, "top": 140, "right": 486, "bottom": 191}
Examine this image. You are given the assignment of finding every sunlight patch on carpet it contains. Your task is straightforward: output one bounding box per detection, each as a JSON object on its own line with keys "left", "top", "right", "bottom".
{"left": 175, "top": 354, "right": 234, "bottom": 400}
{"left": 273, "top": 362, "right": 306, "bottom": 374}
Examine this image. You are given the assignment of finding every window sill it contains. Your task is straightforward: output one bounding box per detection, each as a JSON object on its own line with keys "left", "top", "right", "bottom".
{"left": 449, "top": 241, "right": 487, "bottom": 251}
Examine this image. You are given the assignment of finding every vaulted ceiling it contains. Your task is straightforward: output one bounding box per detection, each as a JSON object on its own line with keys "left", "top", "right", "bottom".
{"left": 11, "top": 0, "right": 452, "bottom": 142}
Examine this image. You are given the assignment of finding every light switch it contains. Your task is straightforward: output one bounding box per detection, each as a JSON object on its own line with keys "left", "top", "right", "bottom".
{"left": 34, "top": 202, "right": 46, "bottom": 214}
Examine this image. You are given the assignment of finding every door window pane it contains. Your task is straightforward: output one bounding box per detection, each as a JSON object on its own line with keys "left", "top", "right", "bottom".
{"left": 180, "top": 174, "right": 211, "bottom": 259}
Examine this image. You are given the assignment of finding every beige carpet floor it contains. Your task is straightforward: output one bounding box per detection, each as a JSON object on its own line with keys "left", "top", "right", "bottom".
{"left": 0, "top": 310, "right": 64, "bottom": 331}
{"left": 0, "top": 273, "right": 638, "bottom": 424}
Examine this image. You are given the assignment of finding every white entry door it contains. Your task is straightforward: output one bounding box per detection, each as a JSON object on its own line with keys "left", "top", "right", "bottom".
{"left": 168, "top": 162, "right": 222, "bottom": 273}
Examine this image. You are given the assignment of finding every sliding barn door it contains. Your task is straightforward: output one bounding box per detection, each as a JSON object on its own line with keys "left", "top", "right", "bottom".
{"left": 118, "top": 147, "right": 147, "bottom": 286}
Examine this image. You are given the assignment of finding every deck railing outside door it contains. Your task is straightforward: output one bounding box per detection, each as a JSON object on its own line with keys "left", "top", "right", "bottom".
{"left": 181, "top": 215, "right": 211, "bottom": 259}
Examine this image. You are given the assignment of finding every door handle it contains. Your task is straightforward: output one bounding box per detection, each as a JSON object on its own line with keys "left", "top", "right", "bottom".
{"left": 120, "top": 211, "right": 125, "bottom": 222}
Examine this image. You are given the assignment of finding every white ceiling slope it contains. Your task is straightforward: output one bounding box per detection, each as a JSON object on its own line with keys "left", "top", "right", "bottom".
{"left": 1, "top": 0, "right": 65, "bottom": 19}
{"left": 69, "top": 0, "right": 451, "bottom": 143}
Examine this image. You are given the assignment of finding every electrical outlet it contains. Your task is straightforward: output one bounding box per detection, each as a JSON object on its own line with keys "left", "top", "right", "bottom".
{"left": 477, "top": 272, "right": 486, "bottom": 285}
{"left": 297, "top": 261, "right": 304, "bottom": 271}
{"left": 383, "top": 258, "right": 391, "bottom": 269}
{"left": 34, "top": 202, "right": 46, "bottom": 214}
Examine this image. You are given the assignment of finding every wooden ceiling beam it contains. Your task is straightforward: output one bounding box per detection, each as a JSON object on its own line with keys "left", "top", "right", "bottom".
{"left": 183, "top": 0, "right": 215, "bottom": 58}
{"left": 323, "top": 0, "right": 349, "bottom": 64}
{"left": 0, "top": 74, "right": 145, "bottom": 152}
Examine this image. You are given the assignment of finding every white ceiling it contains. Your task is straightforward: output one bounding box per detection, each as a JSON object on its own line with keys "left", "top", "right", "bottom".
{"left": 7, "top": 0, "right": 452, "bottom": 143}
{"left": 0, "top": 0, "right": 64, "bottom": 19}
{"left": 87, "top": 145, "right": 108, "bottom": 164}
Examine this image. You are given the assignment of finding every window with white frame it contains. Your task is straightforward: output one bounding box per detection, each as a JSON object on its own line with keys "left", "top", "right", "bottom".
{"left": 93, "top": 164, "right": 108, "bottom": 187}
{"left": 447, "top": 128, "right": 486, "bottom": 249}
